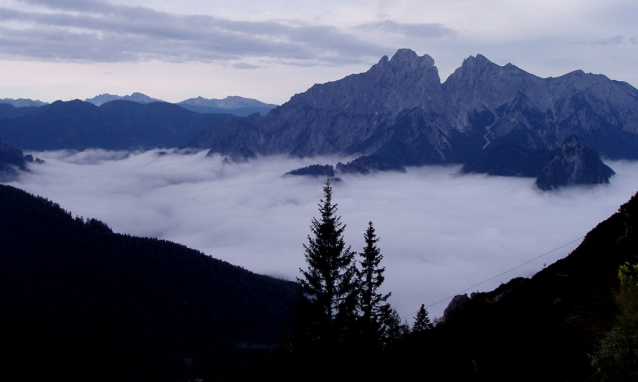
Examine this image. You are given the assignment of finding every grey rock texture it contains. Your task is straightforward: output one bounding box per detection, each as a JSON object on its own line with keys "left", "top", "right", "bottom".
{"left": 536, "top": 135, "right": 615, "bottom": 190}
{"left": 442, "top": 293, "right": 470, "bottom": 323}
{"left": 187, "top": 49, "right": 638, "bottom": 180}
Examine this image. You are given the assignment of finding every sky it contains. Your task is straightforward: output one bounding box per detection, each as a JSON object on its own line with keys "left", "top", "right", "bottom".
{"left": 0, "top": 0, "right": 637, "bottom": 104}
{"left": 9, "top": 150, "right": 638, "bottom": 320}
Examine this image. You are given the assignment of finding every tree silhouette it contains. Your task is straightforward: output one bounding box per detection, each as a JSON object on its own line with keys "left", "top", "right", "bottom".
{"left": 412, "top": 304, "right": 433, "bottom": 332}
{"left": 296, "top": 179, "right": 357, "bottom": 349}
{"left": 358, "top": 221, "right": 391, "bottom": 348}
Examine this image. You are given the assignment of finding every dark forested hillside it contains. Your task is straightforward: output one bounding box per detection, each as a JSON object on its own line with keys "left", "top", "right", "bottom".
{"left": 0, "top": 185, "right": 298, "bottom": 381}
{"left": 0, "top": 100, "right": 233, "bottom": 151}
{"left": 381, "top": 191, "right": 638, "bottom": 381}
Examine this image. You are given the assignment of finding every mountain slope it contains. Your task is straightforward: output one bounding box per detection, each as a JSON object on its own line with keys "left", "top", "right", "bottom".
{"left": 178, "top": 95, "right": 277, "bottom": 116}
{"left": 187, "top": 49, "right": 638, "bottom": 180}
{"left": 0, "top": 100, "right": 233, "bottom": 151}
{"left": 0, "top": 184, "right": 298, "bottom": 380}
{"left": 383, "top": 191, "right": 638, "bottom": 381}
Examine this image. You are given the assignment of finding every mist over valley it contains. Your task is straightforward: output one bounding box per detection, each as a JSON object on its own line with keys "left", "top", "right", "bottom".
{"left": 10, "top": 149, "right": 638, "bottom": 318}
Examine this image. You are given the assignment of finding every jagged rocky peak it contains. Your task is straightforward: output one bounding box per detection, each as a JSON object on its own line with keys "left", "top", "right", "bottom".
{"left": 285, "top": 48, "right": 444, "bottom": 115}
{"left": 535, "top": 135, "right": 615, "bottom": 190}
{"left": 387, "top": 48, "right": 434, "bottom": 70}
{"left": 372, "top": 49, "right": 439, "bottom": 82}
{"left": 441, "top": 293, "right": 470, "bottom": 323}
{"left": 460, "top": 54, "right": 493, "bottom": 69}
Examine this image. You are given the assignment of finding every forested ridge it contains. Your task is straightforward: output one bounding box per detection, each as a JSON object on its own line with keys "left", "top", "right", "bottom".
{"left": 0, "top": 184, "right": 298, "bottom": 381}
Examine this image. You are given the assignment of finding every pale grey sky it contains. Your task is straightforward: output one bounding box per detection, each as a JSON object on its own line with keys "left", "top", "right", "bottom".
{"left": 1, "top": 0, "right": 636, "bottom": 104}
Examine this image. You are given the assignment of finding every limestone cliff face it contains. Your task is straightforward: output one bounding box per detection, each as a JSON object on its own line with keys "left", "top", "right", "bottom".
{"left": 188, "top": 49, "right": 638, "bottom": 179}
{"left": 444, "top": 56, "right": 638, "bottom": 155}
{"left": 535, "top": 135, "right": 615, "bottom": 190}
{"left": 191, "top": 49, "right": 457, "bottom": 160}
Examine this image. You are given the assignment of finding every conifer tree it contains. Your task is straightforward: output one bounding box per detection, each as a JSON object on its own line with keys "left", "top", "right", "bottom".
{"left": 296, "top": 179, "right": 357, "bottom": 348}
{"left": 412, "top": 304, "right": 433, "bottom": 332}
{"left": 358, "top": 221, "right": 391, "bottom": 347}
{"left": 383, "top": 308, "right": 410, "bottom": 345}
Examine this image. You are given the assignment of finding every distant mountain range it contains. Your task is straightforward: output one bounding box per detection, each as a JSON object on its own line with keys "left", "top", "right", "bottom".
{"left": 1, "top": 49, "right": 636, "bottom": 188}
{"left": 0, "top": 98, "right": 47, "bottom": 107}
{"left": 0, "top": 100, "right": 233, "bottom": 151}
{"left": 82, "top": 93, "right": 277, "bottom": 116}
{"left": 187, "top": 49, "right": 637, "bottom": 187}
{"left": 0, "top": 94, "right": 277, "bottom": 117}
{"left": 84, "top": 92, "right": 163, "bottom": 106}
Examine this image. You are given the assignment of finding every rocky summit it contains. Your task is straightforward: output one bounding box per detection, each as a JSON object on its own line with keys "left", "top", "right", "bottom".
{"left": 186, "top": 49, "right": 638, "bottom": 187}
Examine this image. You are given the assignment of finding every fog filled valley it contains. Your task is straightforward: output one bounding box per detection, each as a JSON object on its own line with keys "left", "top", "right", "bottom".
{"left": 10, "top": 149, "right": 638, "bottom": 319}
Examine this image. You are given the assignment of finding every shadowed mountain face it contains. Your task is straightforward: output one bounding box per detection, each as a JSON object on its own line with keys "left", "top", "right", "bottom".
{"left": 187, "top": 49, "right": 638, "bottom": 177}
{"left": 0, "top": 138, "right": 28, "bottom": 180}
{"left": 536, "top": 135, "right": 616, "bottom": 190}
{"left": 0, "top": 138, "right": 44, "bottom": 181}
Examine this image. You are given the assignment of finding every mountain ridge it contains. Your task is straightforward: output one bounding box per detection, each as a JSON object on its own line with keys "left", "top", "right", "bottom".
{"left": 187, "top": 49, "right": 638, "bottom": 186}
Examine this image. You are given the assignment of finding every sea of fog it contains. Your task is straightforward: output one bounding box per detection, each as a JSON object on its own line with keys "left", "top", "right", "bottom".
{"left": 9, "top": 149, "right": 638, "bottom": 320}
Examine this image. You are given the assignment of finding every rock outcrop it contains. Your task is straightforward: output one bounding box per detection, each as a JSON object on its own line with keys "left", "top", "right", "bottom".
{"left": 284, "top": 164, "right": 335, "bottom": 178}
{"left": 535, "top": 135, "right": 615, "bottom": 190}
{"left": 0, "top": 138, "right": 37, "bottom": 181}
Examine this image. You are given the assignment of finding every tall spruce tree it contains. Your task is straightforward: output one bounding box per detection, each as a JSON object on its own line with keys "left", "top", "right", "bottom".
{"left": 296, "top": 179, "right": 357, "bottom": 349}
{"left": 358, "top": 221, "right": 391, "bottom": 348}
{"left": 412, "top": 304, "right": 433, "bottom": 332}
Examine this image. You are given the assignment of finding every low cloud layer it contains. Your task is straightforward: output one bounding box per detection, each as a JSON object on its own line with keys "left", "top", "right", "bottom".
{"left": 9, "top": 150, "right": 638, "bottom": 320}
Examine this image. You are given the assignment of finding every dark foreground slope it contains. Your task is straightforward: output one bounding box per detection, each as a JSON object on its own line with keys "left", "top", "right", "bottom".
{"left": 385, "top": 191, "right": 638, "bottom": 381}
{"left": 0, "top": 185, "right": 298, "bottom": 381}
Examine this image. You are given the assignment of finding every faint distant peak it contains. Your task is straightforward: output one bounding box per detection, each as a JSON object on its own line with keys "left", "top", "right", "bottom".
{"left": 0, "top": 98, "right": 48, "bottom": 108}
{"left": 85, "top": 92, "right": 163, "bottom": 106}
{"left": 178, "top": 95, "right": 277, "bottom": 110}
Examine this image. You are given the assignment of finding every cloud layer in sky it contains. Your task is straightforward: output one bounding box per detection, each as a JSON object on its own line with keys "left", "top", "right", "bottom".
{"left": 9, "top": 150, "right": 638, "bottom": 320}
{"left": 0, "top": 0, "right": 636, "bottom": 104}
